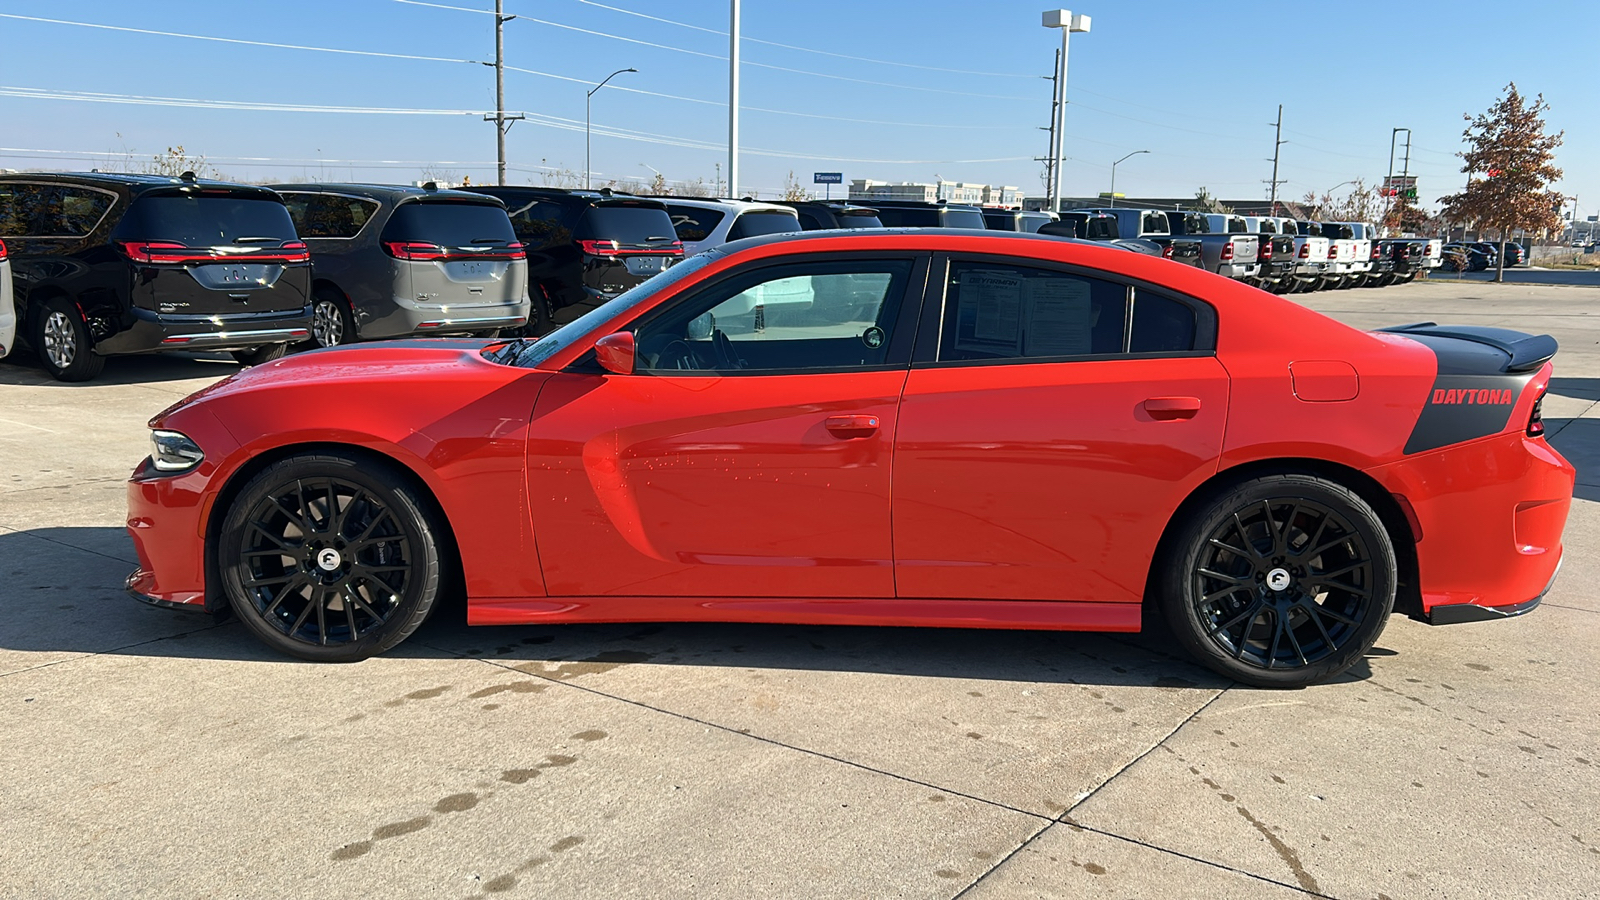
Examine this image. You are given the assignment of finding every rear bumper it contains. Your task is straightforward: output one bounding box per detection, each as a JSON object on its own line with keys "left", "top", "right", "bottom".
{"left": 1217, "top": 263, "right": 1260, "bottom": 279}
{"left": 95, "top": 306, "right": 312, "bottom": 356}
{"left": 1367, "top": 430, "right": 1575, "bottom": 621}
{"left": 359, "top": 295, "right": 530, "bottom": 339}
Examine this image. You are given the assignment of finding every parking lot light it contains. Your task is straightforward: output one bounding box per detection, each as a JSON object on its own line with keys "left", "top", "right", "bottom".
{"left": 587, "top": 67, "right": 638, "bottom": 190}
{"left": 1109, "top": 150, "right": 1149, "bottom": 209}
{"left": 1042, "top": 10, "right": 1090, "bottom": 214}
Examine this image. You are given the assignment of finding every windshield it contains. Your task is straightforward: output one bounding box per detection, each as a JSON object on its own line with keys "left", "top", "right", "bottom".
{"left": 116, "top": 193, "right": 297, "bottom": 246}
{"left": 491, "top": 251, "right": 718, "bottom": 368}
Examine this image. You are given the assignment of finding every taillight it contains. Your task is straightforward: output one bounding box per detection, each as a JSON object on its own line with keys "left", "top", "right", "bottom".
{"left": 1257, "top": 239, "right": 1272, "bottom": 261}
{"left": 0, "top": 238, "right": 7, "bottom": 260}
{"left": 1298, "top": 243, "right": 1310, "bottom": 259}
{"left": 1162, "top": 244, "right": 1174, "bottom": 259}
{"left": 120, "top": 240, "right": 308, "bottom": 263}
{"left": 668, "top": 240, "right": 685, "bottom": 256}
{"left": 1220, "top": 242, "right": 1234, "bottom": 261}
{"left": 383, "top": 241, "right": 448, "bottom": 261}
{"left": 1370, "top": 243, "right": 1381, "bottom": 260}
{"left": 277, "top": 240, "right": 311, "bottom": 263}
{"left": 1327, "top": 245, "right": 1338, "bottom": 260}
{"left": 1528, "top": 389, "right": 1546, "bottom": 437}
{"left": 579, "top": 239, "right": 622, "bottom": 257}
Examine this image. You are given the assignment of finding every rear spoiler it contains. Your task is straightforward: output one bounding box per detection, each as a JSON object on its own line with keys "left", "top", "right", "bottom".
{"left": 1378, "top": 322, "right": 1558, "bottom": 373}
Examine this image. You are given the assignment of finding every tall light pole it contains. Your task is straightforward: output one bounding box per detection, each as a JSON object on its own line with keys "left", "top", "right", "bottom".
{"left": 490, "top": 0, "right": 516, "bottom": 185}
{"left": 1042, "top": 10, "right": 1090, "bottom": 214}
{"left": 1108, "top": 150, "right": 1149, "bottom": 208}
{"left": 1385, "top": 127, "right": 1411, "bottom": 230}
{"left": 586, "top": 67, "right": 636, "bottom": 190}
{"left": 728, "top": 0, "right": 740, "bottom": 200}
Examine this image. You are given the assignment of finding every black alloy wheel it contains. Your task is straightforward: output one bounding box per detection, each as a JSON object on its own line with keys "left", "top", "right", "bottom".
{"left": 1159, "top": 474, "right": 1396, "bottom": 687}
{"left": 219, "top": 453, "right": 445, "bottom": 661}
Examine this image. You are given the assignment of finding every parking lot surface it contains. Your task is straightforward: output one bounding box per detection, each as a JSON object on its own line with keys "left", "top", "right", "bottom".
{"left": 3, "top": 279, "right": 1597, "bottom": 899}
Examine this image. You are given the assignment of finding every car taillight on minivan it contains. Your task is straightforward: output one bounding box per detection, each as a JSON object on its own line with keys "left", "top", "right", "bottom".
{"left": 118, "top": 240, "right": 309, "bottom": 264}
{"left": 579, "top": 239, "right": 622, "bottom": 257}
{"left": 383, "top": 241, "right": 449, "bottom": 261}
{"left": 1528, "top": 388, "right": 1546, "bottom": 437}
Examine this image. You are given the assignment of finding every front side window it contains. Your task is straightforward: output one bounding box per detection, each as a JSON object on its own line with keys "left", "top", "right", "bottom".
{"left": 633, "top": 258, "right": 914, "bottom": 373}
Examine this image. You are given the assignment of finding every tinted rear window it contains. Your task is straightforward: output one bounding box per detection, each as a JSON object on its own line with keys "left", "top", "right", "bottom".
{"left": 839, "top": 212, "right": 882, "bottom": 229}
{"left": 983, "top": 212, "right": 1019, "bottom": 231}
{"left": 874, "top": 208, "right": 939, "bottom": 227}
{"left": 116, "top": 193, "right": 297, "bottom": 245}
{"left": 380, "top": 201, "right": 515, "bottom": 245}
{"left": 943, "top": 209, "right": 987, "bottom": 229}
{"left": 727, "top": 210, "right": 800, "bottom": 240}
{"left": 581, "top": 204, "right": 678, "bottom": 244}
{"left": 498, "top": 194, "right": 576, "bottom": 248}
{"left": 666, "top": 205, "right": 726, "bottom": 242}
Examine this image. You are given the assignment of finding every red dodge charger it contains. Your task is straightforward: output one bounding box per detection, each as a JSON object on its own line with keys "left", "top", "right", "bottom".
{"left": 126, "top": 230, "right": 1574, "bottom": 687}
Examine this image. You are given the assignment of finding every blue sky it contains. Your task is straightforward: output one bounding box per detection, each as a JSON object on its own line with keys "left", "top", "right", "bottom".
{"left": 0, "top": 0, "right": 1593, "bottom": 217}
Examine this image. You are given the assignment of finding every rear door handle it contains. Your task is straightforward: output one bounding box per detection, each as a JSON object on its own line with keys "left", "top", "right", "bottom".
{"left": 825, "top": 414, "right": 881, "bottom": 437}
{"left": 1143, "top": 397, "right": 1201, "bottom": 420}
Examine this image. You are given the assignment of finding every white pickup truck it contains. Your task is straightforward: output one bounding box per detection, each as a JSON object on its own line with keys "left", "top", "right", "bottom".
{"left": 1248, "top": 215, "right": 1328, "bottom": 293}
{"left": 1298, "top": 221, "right": 1362, "bottom": 289}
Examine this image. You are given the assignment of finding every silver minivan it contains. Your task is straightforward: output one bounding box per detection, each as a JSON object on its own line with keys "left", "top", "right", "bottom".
{"left": 277, "top": 183, "right": 529, "bottom": 346}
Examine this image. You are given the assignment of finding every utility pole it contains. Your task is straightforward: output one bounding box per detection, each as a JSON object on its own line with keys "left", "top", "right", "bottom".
{"left": 481, "top": 0, "right": 523, "bottom": 186}
{"left": 728, "top": 0, "right": 740, "bottom": 200}
{"left": 1037, "top": 49, "right": 1059, "bottom": 212}
{"left": 1265, "top": 105, "right": 1286, "bottom": 214}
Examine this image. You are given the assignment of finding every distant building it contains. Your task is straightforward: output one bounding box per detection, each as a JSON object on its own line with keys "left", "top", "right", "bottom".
{"left": 850, "top": 179, "right": 1020, "bottom": 207}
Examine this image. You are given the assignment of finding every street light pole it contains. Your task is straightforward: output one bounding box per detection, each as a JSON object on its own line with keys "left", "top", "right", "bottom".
{"left": 493, "top": 0, "right": 514, "bottom": 186}
{"left": 1108, "top": 149, "right": 1149, "bottom": 209}
{"left": 1042, "top": 10, "right": 1090, "bottom": 214}
{"left": 586, "top": 67, "right": 637, "bottom": 190}
{"left": 728, "top": 0, "right": 740, "bottom": 199}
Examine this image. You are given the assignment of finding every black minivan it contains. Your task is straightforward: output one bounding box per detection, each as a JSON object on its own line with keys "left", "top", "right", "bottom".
{"left": 0, "top": 172, "right": 312, "bottom": 380}
{"left": 463, "top": 186, "right": 681, "bottom": 331}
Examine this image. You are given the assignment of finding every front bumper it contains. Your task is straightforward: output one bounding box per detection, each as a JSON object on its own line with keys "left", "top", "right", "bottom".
{"left": 95, "top": 306, "right": 312, "bottom": 356}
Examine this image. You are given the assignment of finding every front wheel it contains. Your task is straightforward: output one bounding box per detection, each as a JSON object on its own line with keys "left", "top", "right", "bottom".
{"left": 218, "top": 453, "right": 447, "bottom": 661}
{"left": 1157, "top": 474, "right": 1396, "bottom": 688}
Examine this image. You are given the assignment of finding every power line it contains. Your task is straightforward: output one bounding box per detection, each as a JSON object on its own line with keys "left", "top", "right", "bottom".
{"left": 0, "top": 145, "right": 562, "bottom": 172}
{"left": 566, "top": 0, "right": 1040, "bottom": 79}
{"left": 0, "top": 85, "right": 486, "bottom": 115}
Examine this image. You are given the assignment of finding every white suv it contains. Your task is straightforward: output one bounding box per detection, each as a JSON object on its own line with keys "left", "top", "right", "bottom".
{"left": 661, "top": 198, "right": 802, "bottom": 256}
{"left": 0, "top": 239, "right": 14, "bottom": 360}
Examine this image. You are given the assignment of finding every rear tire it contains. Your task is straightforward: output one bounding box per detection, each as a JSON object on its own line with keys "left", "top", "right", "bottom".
{"left": 32, "top": 296, "right": 106, "bottom": 382}
{"left": 311, "top": 291, "right": 355, "bottom": 348}
{"left": 1157, "top": 473, "right": 1396, "bottom": 688}
{"left": 232, "top": 344, "right": 289, "bottom": 367}
{"left": 218, "top": 452, "right": 446, "bottom": 662}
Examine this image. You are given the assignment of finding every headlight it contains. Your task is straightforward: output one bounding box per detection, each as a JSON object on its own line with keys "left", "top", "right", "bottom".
{"left": 150, "top": 430, "right": 205, "bottom": 473}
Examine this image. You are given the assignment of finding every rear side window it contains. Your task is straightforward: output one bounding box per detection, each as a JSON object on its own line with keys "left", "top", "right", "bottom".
{"left": 983, "top": 212, "right": 1018, "bottom": 231}
{"left": 380, "top": 201, "right": 515, "bottom": 245}
{"left": 940, "top": 261, "right": 1127, "bottom": 361}
{"left": 502, "top": 196, "right": 574, "bottom": 249}
{"left": 665, "top": 205, "right": 726, "bottom": 242}
{"left": 116, "top": 193, "right": 297, "bottom": 245}
{"left": 283, "top": 193, "right": 379, "bottom": 239}
{"left": 1129, "top": 290, "right": 1196, "bottom": 353}
{"left": 0, "top": 182, "right": 116, "bottom": 238}
{"left": 581, "top": 204, "right": 678, "bottom": 244}
{"left": 796, "top": 211, "right": 824, "bottom": 230}
{"left": 727, "top": 210, "right": 800, "bottom": 241}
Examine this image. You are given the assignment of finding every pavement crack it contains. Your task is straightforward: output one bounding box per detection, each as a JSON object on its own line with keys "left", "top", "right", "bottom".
{"left": 0, "top": 619, "right": 233, "bottom": 679}
{"left": 1234, "top": 804, "right": 1321, "bottom": 894}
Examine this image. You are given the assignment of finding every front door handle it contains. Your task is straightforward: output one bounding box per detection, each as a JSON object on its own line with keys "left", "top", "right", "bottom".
{"left": 1143, "top": 397, "right": 1201, "bottom": 420}
{"left": 825, "top": 414, "right": 881, "bottom": 437}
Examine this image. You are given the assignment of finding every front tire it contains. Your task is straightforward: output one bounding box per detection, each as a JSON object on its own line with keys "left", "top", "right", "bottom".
{"left": 1158, "top": 474, "right": 1396, "bottom": 688}
{"left": 218, "top": 453, "right": 446, "bottom": 661}
{"left": 33, "top": 297, "right": 106, "bottom": 382}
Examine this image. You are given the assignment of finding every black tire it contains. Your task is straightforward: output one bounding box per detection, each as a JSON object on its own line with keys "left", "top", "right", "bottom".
{"left": 217, "top": 452, "right": 448, "bottom": 662}
{"left": 32, "top": 296, "right": 106, "bottom": 382}
{"left": 1157, "top": 473, "right": 1396, "bottom": 688}
{"left": 310, "top": 290, "right": 355, "bottom": 348}
{"left": 232, "top": 343, "right": 289, "bottom": 367}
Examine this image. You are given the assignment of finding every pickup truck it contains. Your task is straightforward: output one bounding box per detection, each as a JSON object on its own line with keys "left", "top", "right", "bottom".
{"left": 1251, "top": 215, "right": 1329, "bottom": 293}
{"left": 1238, "top": 214, "right": 1301, "bottom": 292}
{"left": 1375, "top": 236, "right": 1443, "bottom": 284}
{"left": 1059, "top": 208, "right": 1206, "bottom": 267}
{"left": 1158, "top": 211, "right": 1262, "bottom": 280}
{"left": 1321, "top": 221, "right": 1373, "bottom": 288}
{"left": 1043, "top": 211, "right": 1203, "bottom": 267}
{"left": 1297, "top": 221, "right": 1358, "bottom": 289}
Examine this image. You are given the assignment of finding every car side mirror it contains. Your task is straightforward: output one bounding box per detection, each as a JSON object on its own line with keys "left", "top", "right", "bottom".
{"left": 593, "top": 331, "right": 636, "bottom": 375}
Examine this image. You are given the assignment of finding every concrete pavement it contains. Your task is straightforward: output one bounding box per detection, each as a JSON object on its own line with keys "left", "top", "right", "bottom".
{"left": 2, "top": 279, "right": 1596, "bottom": 899}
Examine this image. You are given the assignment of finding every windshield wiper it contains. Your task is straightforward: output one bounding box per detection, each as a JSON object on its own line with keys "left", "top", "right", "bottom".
{"left": 233, "top": 236, "right": 282, "bottom": 244}
{"left": 645, "top": 235, "right": 675, "bottom": 242}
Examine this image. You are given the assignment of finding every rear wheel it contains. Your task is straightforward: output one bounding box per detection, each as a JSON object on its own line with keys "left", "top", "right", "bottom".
{"left": 33, "top": 296, "right": 106, "bottom": 382}
{"left": 218, "top": 453, "right": 446, "bottom": 661}
{"left": 1158, "top": 474, "right": 1396, "bottom": 688}
{"left": 311, "top": 292, "right": 355, "bottom": 348}
{"left": 232, "top": 344, "right": 288, "bottom": 367}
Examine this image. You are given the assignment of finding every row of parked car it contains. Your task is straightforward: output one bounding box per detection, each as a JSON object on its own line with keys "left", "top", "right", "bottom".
{"left": 0, "top": 170, "right": 1452, "bottom": 382}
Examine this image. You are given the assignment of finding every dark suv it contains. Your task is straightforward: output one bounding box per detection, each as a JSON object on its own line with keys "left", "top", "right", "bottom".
{"left": 462, "top": 186, "right": 680, "bottom": 331}
{"left": 0, "top": 172, "right": 311, "bottom": 380}
{"left": 275, "top": 183, "right": 528, "bottom": 346}
{"left": 775, "top": 200, "right": 883, "bottom": 231}
{"left": 857, "top": 199, "right": 987, "bottom": 229}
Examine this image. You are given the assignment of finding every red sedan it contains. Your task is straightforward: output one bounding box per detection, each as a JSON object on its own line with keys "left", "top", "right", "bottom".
{"left": 126, "top": 230, "right": 1574, "bottom": 687}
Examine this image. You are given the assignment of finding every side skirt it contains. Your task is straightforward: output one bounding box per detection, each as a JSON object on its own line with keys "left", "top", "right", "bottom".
{"left": 467, "top": 596, "right": 1142, "bottom": 632}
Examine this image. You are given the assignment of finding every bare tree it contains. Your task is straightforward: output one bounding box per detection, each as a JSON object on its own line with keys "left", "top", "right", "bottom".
{"left": 143, "top": 146, "right": 220, "bottom": 179}
{"left": 538, "top": 167, "right": 584, "bottom": 188}
{"left": 418, "top": 165, "right": 462, "bottom": 187}
{"left": 782, "top": 170, "right": 809, "bottom": 202}
{"left": 1439, "top": 83, "right": 1564, "bottom": 282}
{"left": 1192, "top": 187, "right": 1231, "bottom": 214}
{"left": 675, "top": 177, "right": 712, "bottom": 198}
